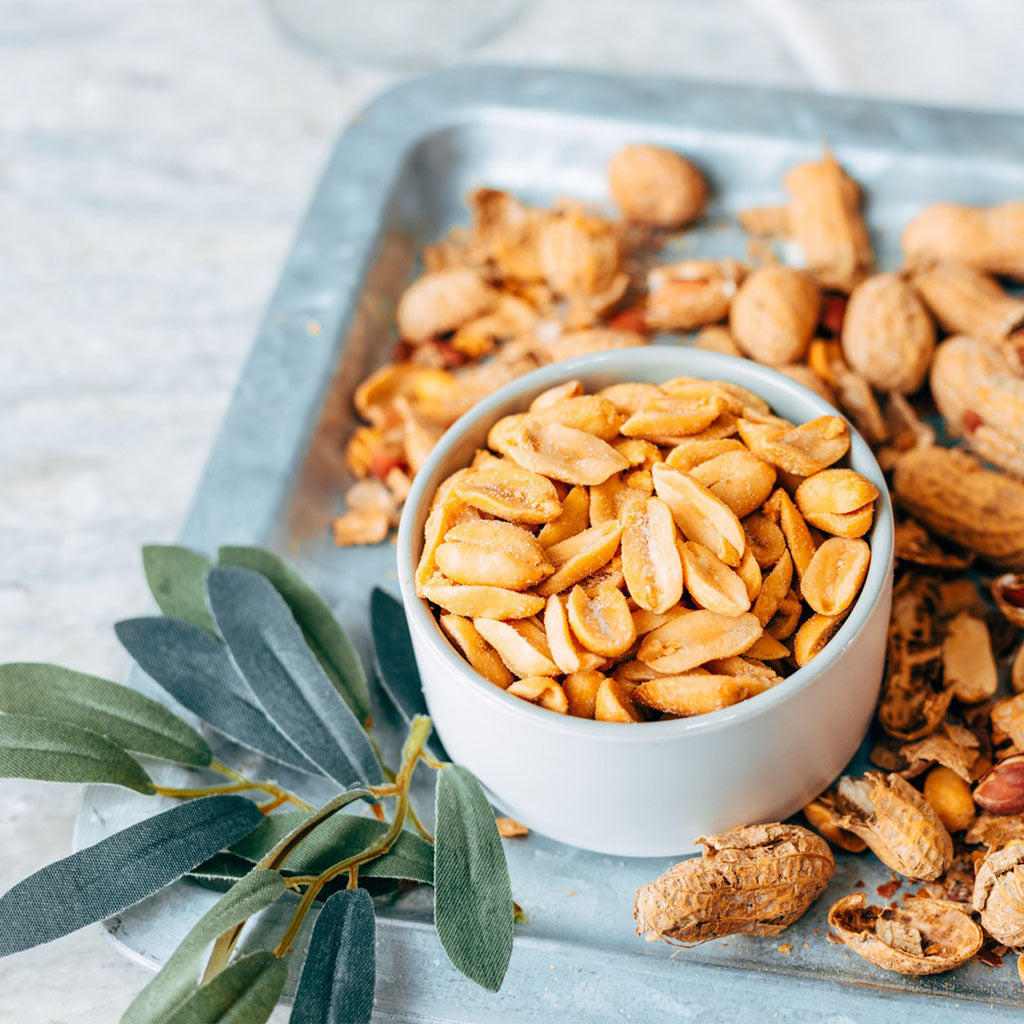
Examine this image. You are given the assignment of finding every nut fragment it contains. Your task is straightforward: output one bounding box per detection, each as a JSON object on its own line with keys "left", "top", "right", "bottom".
{"left": 563, "top": 670, "right": 604, "bottom": 719}
{"left": 680, "top": 541, "right": 751, "bottom": 617}
{"left": 621, "top": 497, "right": 684, "bottom": 613}
{"left": 472, "top": 618, "right": 559, "bottom": 678}
{"left": 828, "top": 893, "right": 982, "bottom": 975}
{"left": 993, "top": 573, "right": 1024, "bottom": 630}
{"left": 974, "top": 755, "right": 1024, "bottom": 816}
{"left": 594, "top": 677, "right": 645, "bottom": 722}
{"left": 396, "top": 268, "right": 496, "bottom": 341}
{"left": 608, "top": 144, "right": 708, "bottom": 228}
{"left": 638, "top": 610, "right": 761, "bottom": 674}
{"left": 803, "top": 798, "right": 867, "bottom": 853}
{"left": 420, "top": 581, "right": 544, "bottom": 621}
{"left": 633, "top": 824, "right": 834, "bottom": 945}
{"left": 439, "top": 614, "right": 514, "bottom": 689}
{"left": 799, "top": 537, "right": 871, "bottom": 617}
{"left": 454, "top": 463, "right": 562, "bottom": 524}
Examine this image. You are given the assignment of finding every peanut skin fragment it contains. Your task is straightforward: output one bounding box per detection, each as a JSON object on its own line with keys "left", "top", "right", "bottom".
{"left": 634, "top": 824, "right": 834, "bottom": 945}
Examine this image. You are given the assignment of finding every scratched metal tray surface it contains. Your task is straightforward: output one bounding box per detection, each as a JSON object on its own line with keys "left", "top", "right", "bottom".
{"left": 77, "top": 67, "right": 1024, "bottom": 1022}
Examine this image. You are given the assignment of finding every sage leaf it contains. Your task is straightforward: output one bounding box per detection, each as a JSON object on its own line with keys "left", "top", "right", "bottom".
{"left": 0, "top": 714, "right": 154, "bottom": 793}
{"left": 207, "top": 568, "right": 382, "bottom": 788}
{"left": 290, "top": 889, "right": 375, "bottom": 1024}
{"left": 163, "top": 951, "right": 287, "bottom": 1024}
{"left": 434, "top": 765, "right": 513, "bottom": 992}
{"left": 143, "top": 545, "right": 217, "bottom": 635}
{"left": 0, "top": 794, "right": 263, "bottom": 957}
{"left": 218, "top": 547, "right": 371, "bottom": 725}
{"left": 122, "top": 869, "right": 286, "bottom": 1024}
{"left": 115, "top": 617, "right": 319, "bottom": 775}
{"left": 370, "top": 589, "right": 447, "bottom": 761}
{"left": 230, "top": 813, "right": 433, "bottom": 883}
{"left": 0, "top": 663, "right": 211, "bottom": 768}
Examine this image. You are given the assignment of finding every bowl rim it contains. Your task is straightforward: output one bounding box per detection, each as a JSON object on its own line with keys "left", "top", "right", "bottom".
{"left": 396, "top": 346, "right": 895, "bottom": 742}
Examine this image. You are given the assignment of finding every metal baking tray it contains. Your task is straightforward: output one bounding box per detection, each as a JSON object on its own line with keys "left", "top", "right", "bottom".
{"left": 78, "top": 67, "right": 1024, "bottom": 1022}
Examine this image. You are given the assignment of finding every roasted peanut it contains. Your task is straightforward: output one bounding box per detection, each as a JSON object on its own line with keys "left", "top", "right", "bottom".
{"left": 608, "top": 144, "right": 708, "bottom": 228}
{"left": 922, "top": 765, "right": 976, "bottom": 833}
{"left": 621, "top": 497, "right": 684, "bottom": 613}
{"left": 799, "top": 537, "right": 870, "bottom": 617}
{"left": 729, "top": 266, "right": 821, "bottom": 366}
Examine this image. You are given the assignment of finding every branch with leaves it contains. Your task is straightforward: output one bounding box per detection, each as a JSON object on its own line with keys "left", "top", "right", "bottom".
{"left": 0, "top": 546, "right": 516, "bottom": 1023}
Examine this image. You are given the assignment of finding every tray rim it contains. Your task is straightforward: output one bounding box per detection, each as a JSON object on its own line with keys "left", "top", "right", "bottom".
{"left": 79, "top": 65, "right": 1024, "bottom": 1022}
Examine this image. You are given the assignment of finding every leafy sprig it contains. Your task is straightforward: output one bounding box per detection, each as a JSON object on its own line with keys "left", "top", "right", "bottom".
{"left": 0, "top": 545, "right": 517, "bottom": 1023}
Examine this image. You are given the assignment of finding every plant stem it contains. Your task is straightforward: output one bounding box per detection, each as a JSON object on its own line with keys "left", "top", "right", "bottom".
{"left": 419, "top": 750, "right": 449, "bottom": 771}
{"left": 209, "top": 759, "right": 313, "bottom": 811}
{"left": 272, "top": 715, "right": 433, "bottom": 958}
{"left": 408, "top": 803, "right": 434, "bottom": 843}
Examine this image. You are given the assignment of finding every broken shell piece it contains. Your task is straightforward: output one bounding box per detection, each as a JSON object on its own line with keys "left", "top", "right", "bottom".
{"left": 803, "top": 798, "right": 867, "bottom": 853}
{"left": 828, "top": 893, "right": 982, "bottom": 975}
{"left": 972, "top": 841, "right": 1024, "bottom": 947}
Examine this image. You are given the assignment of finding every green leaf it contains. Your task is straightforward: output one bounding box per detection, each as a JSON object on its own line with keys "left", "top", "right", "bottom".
{"left": 434, "top": 765, "right": 513, "bottom": 992}
{"left": 0, "top": 713, "right": 154, "bottom": 793}
{"left": 229, "top": 812, "right": 433, "bottom": 883}
{"left": 290, "top": 889, "right": 375, "bottom": 1024}
{"left": 162, "top": 951, "right": 286, "bottom": 1024}
{"left": 122, "top": 868, "right": 286, "bottom": 1024}
{"left": 143, "top": 545, "right": 217, "bottom": 635}
{"left": 0, "top": 663, "right": 211, "bottom": 768}
{"left": 0, "top": 795, "right": 264, "bottom": 957}
{"left": 187, "top": 854, "right": 256, "bottom": 888}
{"left": 207, "top": 568, "right": 382, "bottom": 788}
{"left": 115, "top": 617, "right": 318, "bottom": 774}
{"left": 219, "top": 547, "right": 371, "bottom": 724}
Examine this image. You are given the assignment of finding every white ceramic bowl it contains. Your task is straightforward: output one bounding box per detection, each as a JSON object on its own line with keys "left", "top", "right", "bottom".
{"left": 397, "top": 347, "right": 894, "bottom": 857}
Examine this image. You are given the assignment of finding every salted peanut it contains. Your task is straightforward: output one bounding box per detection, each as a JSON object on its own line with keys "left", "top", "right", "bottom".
{"left": 597, "top": 381, "right": 664, "bottom": 416}
{"left": 396, "top": 268, "right": 496, "bottom": 342}
{"left": 752, "top": 550, "right": 793, "bottom": 626}
{"left": 783, "top": 151, "right": 874, "bottom": 293}
{"left": 645, "top": 259, "right": 746, "bottom": 331}
{"left": 529, "top": 380, "right": 584, "bottom": 411}
{"left": 578, "top": 553, "right": 625, "bottom": 595}
{"left": 439, "top": 614, "right": 514, "bottom": 689}
{"left": 767, "top": 591, "right": 803, "bottom": 641}
{"left": 634, "top": 824, "right": 834, "bottom": 944}
{"left": 795, "top": 469, "right": 878, "bottom": 540}
{"left": 902, "top": 201, "right": 1024, "bottom": 280}
{"left": 595, "top": 677, "right": 645, "bottom": 722}
{"left": 693, "top": 325, "right": 744, "bottom": 357}
{"left": 745, "top": 634, "right": 789, "bottom": 661}
{"left": 652, "top": 463, "right": 745, "bottom": 567}
{"left": 740, "top": 416, "right": 850, "bottom": 477}
{"left": 793, "top": 612, "right": 845, "bottom": 666}
{"left": 621, "top": 497, "right": 683, "bottom": 613}
{"left": 537, "top": 485, "right": 589, "bottom": 548}
{"left": 729, "top": 266, "right": 821, "bottom": 366}
{"left": 807, "top": 337, "right": 843, "bottom": 387}
{"left": 828, "top": 894, "right": 982, "bottom": 976}
{"left": 680, "top": 541, "right": 750, "bottom": 617}
{"left": 613, "top": 658, "right": 671, "bottom": 683}
{"left": 665, "top": 437, "right": 745, "bottom": 472}
{"left": 472, "top": 618, "right": 559, "bottom": 678}
{"left": 736, "top": 547, "right": 762, "bottom": 603}
{"left": 567, "top": 584, "right": 636, "bottom": 658}
{"left": 493, "top": 417, "right": 629, "bottom": 486}
{"left": 613, "top": 437, "right": 662, "bottom": 469}
{"left": 742, "top": 512, "right": 787, "bottom": 568}
{"left": 799, "top": 537, "right": 870, "bottom": 616}
{"left": 563, "top": 670, "right": 604, "bottom": 718}
{"left": 416, "top": 477, "right": 478, "bottom": 590}
{"left": 803, "top": 799, "right": 867, "bottom": 852}
{"left": 608, "top": 144, "right": 708, "bottom": 228}
{"left": 829, "top": 772, "right": 953, "bottom": 880}
{"left": 764, "top": 489, "right": 817, "bottom": 580}
{"left": 776, "top": 364, "right": 837, "bottom": 405}
{"left": 941, "top": 611, "right": 997, "bottom": 704}
{"left": 421, "top": 582, "right": 544, "bottom": 621}
{"left": 633, "top": 674, "right": 750, "bottom": 716}
{"left": 893, "top": 445, "right": 1024, "bottom": 569}
{"left": 524, "top": 395, "right": 625, "bottom": 441}
{"left": 661, "top": 377, "right": 764, "bottom": 413}
{"left": 507, "top": 676, "right": 569, "bottom": 714}
{"left": 930, "top": 336, "right": 1024, "bottom": 478}
{"left": 973, "top": 841, "right": 1024, "bottom": 947}
{"left": 922, "top": 766, "right": 976, "bottom": 833}
{"left": 454, "top": 464, "right": 562, "bottom": 524}
{"left": 624, "top": 469, "right": 653, "bottom": 493}
{"left": 690, "top": 450, "right": 777, "bottom": 519}
{"left": 638, "top": 610, "right": 761, "bottom": 673}
{"left": 436, "top": 520, "right": 552, "bottom": 590}
{"left": 839, "top": 273, "right": 934, "bottom": 393}
{"left": 621, "top": 395, "right": 728, "bottom": 445}
{"left": 536, "top": 520, "right": 623, "bottom": 597}
{"left": 541, "top": 328, "right": 648, "bottom": 362}
{"left": 544, "top": 594, "right": 603, "bottom": 674}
